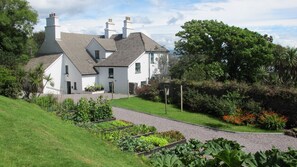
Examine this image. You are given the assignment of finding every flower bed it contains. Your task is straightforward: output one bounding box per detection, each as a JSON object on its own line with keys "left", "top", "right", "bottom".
{"left": 76, "top": 120, "right": 134, "bottom": 134}
{"left": 117, "top": 130, "right": 186, "bottom": 155}
{"left": 103, "top": 124, "right": 157, "bottom": 141}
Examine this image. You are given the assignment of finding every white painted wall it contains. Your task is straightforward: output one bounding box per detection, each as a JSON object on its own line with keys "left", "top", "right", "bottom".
{"left": 97, "top": 67, "right": 128, "bottom": 94}
{"left": 62, "top": 54, "right": 82, "bottom": 94}
{"left": 82, "top": 75, "right": 98, "bottom": 91}
{"left": 43, "top": 54, "right": 63, "bottom": 94}
{"left": 128, "top": 52, "right": 149, "bottom": 86}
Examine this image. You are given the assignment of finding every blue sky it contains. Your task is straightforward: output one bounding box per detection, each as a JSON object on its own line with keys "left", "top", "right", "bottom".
{"left": 28, "top": 0, "right": 297, "bottom": 50}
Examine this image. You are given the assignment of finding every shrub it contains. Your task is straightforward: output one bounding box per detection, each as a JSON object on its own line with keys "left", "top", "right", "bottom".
{"left": 56, "top": 98, "right": 75, "bottom": 120}
{"left": 241, "top": 100, "right": 262, "bottom": 114}
{"left": 258, "top": 111, "right": 287, "bottom": 130}
{"left": 75, "top": 98, "right": 90, "bottom": 122}
{"left": 0, "top": 67, "right": 21, "bottom": 98}
{"left": 136, "top": 84, "right": 160, "bottom": 102}
{"left": 222, "top": 109, "right": 256, "bottom": 125}
{"left": 85, "top": 83, "right": 104, "bottom": 92}
{"left": 32, "top": 94, "right": 58, "bottom": 112}
{"left": 89, "top": 96, "right": 113, "bottom": 121}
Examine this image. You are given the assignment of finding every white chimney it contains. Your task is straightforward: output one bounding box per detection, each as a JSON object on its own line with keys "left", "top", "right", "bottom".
{"left": 45, "top": 13, "right": 61, "bottom": 41}
{"left": 105, "top": 19, "right": 116, "bottom": 39}
{"left": 122, "top": 16, "right": 133, "bottom": 38}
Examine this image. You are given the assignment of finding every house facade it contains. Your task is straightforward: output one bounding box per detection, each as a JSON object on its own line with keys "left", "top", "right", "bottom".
{"left": 26, "top": 13, "right": 168, "bottom": 94}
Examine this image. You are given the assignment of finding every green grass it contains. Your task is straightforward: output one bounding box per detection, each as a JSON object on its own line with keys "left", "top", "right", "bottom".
{"left": 112, "top": 97, "right": 277, "bottom": 133}
{"left": 0, "top": 96, "right": 148, "bottom": 167}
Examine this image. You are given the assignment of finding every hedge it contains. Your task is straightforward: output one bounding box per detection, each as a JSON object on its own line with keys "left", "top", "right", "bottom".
{"left": 162, "top": 80, "right": 297, "bottom": 128}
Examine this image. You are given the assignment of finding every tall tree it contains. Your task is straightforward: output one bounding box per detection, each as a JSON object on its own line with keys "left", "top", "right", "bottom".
{"left": 0, "top": 0, "right": 37, "bottom": 67}
{"left": 173, "top": 20, "right": 275, "bottom": 82}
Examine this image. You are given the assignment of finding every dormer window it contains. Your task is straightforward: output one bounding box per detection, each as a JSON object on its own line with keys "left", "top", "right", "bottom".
{"left": 95, "top": 50, "right": 100, "bottom": 59}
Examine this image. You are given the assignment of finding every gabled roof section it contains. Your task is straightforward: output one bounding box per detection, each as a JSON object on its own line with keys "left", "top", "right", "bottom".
{"left": 93, "top": 37, "right": 117, "bottom": 51}
{"left": 96, "top": 32, "right": 168, "bottom": 67}
{"left": 140, "top": 33, "right": 169, "bottom": 52}
{"left": 25, "top": 54, "right": 61, "bottom": 71}
{"left": 57, "top": 32, "right": 98, "bottom": 75}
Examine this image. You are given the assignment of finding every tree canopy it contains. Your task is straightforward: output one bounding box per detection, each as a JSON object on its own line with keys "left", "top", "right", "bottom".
{"left": 172, "top": 20, "right": 275, "bottom": 83}
{"left": 0, "top": 0, "right": 37, "bottom": 67}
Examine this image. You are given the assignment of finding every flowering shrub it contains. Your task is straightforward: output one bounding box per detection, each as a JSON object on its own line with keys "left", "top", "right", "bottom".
{"left": 222, "top": 109, "right": 256, "bottom": 125}
{"left": 258, "top": 111, "right": 287, "bottom": 130}
{"left": 85, "top": 84, "right": 104, "bottom": 92}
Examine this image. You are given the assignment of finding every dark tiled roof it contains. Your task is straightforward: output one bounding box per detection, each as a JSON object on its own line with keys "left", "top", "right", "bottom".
{"left": 96, "top": 32, "right": 168, "bottom": 67}
{"left": 57, "top": 33, "right": 98, "bottom": 75}
{"left": 93, "top": 37, "right": 116, "bottom": 51}
{"left": 25, "top": 54, "right": 61, "bottom": 71}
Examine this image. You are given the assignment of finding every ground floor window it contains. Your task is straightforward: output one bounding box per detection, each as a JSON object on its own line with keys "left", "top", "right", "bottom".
{"left": 74, "top": 82, "right": 77, "bottom": 90}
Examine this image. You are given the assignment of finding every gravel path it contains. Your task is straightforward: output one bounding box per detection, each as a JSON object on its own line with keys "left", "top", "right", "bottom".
{"left": 113, "top": 107, "right": 297, "bottom": 153}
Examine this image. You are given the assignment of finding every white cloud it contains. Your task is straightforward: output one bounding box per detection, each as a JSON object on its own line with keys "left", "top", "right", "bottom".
{"left": 29, "top": 0, "right": 297, "bottom": 49}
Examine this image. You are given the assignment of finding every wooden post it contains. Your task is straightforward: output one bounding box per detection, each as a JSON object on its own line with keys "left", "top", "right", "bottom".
{"left": 164, "top": 87, "right": 167, "bottom": 114}
{"left": 181, "top": 85, "right": 183, "bottom": 112}
{"left": 112, "top": 81, "right": 114, "bottom": 99}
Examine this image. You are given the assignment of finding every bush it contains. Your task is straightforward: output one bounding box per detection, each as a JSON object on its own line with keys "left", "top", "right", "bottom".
{"left": 75, "top": 98, "right": 90, "bottom": 122}
{"left": 258, "top": 111, "right": 287, "bottom": 130}
{"left": 89, "top": 96, "right": 113, "bottom": 121}
{"left": 136, "top": 84, "right": 160, "bottom": 102}
{"left": 0, "top": 67, "right": 21, "bottom": 98}
{"left": 32, "top": 94, "right": 58, "bottom": 112}
{"left": 85, "top": 84, "right": 104, "bottom": 92}
{"left": 222, "top": 108, "right": 256, "bottom": 125}
{"left": 56, "top": 98, "right": 76, "bottom": 120}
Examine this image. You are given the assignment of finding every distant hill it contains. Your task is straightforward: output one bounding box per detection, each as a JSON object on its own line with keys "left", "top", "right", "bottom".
{"left": 0, "top": 96, "right": 147, "bottom": 167}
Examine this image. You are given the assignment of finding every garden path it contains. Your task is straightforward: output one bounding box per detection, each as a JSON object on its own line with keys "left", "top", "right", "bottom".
{"left": 113, "top": 107, "right": 297, "bottom": 153}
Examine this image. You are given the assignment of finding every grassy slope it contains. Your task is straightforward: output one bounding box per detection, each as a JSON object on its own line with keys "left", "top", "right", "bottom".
{"left": 0, "top": 96, "right": 147, "bottom": 167}
{"left": 112, "top": 97, "right": 274, "bottom": 133}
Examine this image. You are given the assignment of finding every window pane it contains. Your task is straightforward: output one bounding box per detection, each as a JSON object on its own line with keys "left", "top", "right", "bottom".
{"left": 135, "top": 63, "right": 141, "bottom": 73}
{"left": 95, "top": 50, "right": 100, "bottom": 59}
{"left": 150, "top": 53, "right": 154, "bottom": 64}
{"left": 109, "top": 68, "right": 114, "bottom": 78}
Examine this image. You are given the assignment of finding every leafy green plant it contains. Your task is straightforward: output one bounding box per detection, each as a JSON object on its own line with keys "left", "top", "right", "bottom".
{"left": 150, "top": 154, "right": 183, "bottom": 167}
{"left": 89, "top": 96, "right": 113, "bottom": 121}
{"left": 212, "top": 150, "right": 256, "bottom": 167}
{"left": 156, "top": 130, "right": 185, "bottom": 143}
{"left": 140, "top": 135, "right": 168, "bottom": 147}
{"left": 254, "top": 148, "right": 297, "bottom": 167}
{"left": 56, "top": 98, "right": 76, "bottom": 120}
{"left": 258, "top": 111, "right": 287, "bottom": 130}
{"left": 75, "top": 98, "right": 90, "bottom": 122}
{"left": 85, "top": 83, "right": 104, "bottom": 92}
{"left": 32, "top": 94, "right": 58, "bottom": 112}
{"left": 203, "top": 138, "right": 243, "bottom": 156}
{"left": 117, "top": 136, "right": 154, "bottom": 152}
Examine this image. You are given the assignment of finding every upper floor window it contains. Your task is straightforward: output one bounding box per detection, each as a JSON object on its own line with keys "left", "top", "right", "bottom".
{"left": 108, "top": 68, "right": 114, "bottom": 78}
{"left": 150, "top": 53, "right": 154, "bottom": 64}
{"left": 65, "top": 65, "right": 69, "bottom": 75}
{"left": 95, "top": 50, "right": 100, "bottom": 59}
{"left": 135, "top": 63, "right": 141, "bottom": 73}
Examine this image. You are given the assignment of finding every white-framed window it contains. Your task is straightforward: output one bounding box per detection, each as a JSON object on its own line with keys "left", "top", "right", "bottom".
{"left": 108, "top": 68, "right": 114, "bottom": 78}
{"left": 150, "top": 53, "right": 154, "bottom": 64}
{"left": 135, "top": 63, "right": 141, "bottom": 73}
{"left": 95, "top": 50, "right": 100, "bottom": 59}
{"left": 74, "top": 82, "right": 77, "bottom": 90}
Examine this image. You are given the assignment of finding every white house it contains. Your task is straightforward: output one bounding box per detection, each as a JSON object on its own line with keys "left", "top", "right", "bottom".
{"left": 26, "top": 13, "right": 168, "bottom": 94}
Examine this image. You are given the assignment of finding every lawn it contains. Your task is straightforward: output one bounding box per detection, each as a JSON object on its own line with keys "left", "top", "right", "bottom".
{"left": 0, "top": 96, "right": 148, "bottom": 167}
{"left": 112, "top": 97, "right": 277, "bottom": 133}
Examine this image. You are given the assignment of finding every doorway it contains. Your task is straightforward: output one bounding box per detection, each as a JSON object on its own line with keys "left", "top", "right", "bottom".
{"left": 67, "top": 81, "right": 71, "bottom": 94}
